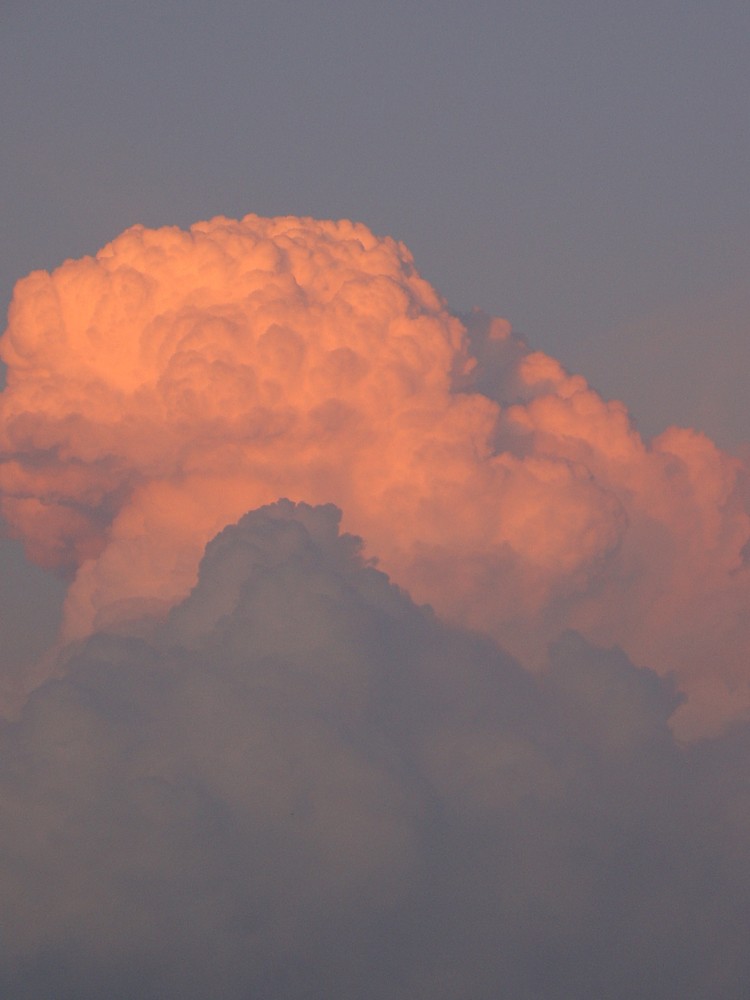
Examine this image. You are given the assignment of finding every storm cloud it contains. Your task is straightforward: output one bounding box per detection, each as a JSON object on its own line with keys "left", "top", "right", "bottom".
{"left": 2, "top": 500, "right": 749, "bottom": 999}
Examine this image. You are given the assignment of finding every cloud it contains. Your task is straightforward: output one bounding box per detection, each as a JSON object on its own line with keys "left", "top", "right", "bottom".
{"left": 1, "top": 214, "right": 749, "bottom": 736}
{"left": 0, "top": 500, "right": 748, "bottom": 998}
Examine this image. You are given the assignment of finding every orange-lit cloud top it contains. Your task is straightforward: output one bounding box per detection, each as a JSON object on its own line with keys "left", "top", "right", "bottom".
{"left": 1, "top": 214, "right": 749, "bottom": 735}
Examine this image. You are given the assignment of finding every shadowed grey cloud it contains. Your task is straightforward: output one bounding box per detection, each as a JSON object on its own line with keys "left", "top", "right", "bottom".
{"left": 1, "top": 501, "right": 748, "bottom": 998}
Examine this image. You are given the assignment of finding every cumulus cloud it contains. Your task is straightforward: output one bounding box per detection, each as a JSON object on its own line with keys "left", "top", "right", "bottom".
{"left": 1, "top": 500, "right": 749, "bottom": 998}
{"left": 1, "top": 214, "right": 749, "bottom": 736}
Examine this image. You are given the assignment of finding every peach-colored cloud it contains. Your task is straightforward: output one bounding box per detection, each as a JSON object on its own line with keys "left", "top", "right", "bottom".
{"left": 1, "top": 214, "right": 749, "bottom": 736}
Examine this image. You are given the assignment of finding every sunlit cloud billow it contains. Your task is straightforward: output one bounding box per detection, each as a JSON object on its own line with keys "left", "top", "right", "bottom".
{"left": 2, "top": 215, "right": 748, "bottom": 735}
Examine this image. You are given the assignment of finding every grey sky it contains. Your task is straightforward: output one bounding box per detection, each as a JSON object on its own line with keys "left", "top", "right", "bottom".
{"left": 2, "top": 6, "right": 750, "bottom": 991}
{"left": 2, "top": 0, "right": 748, "bottom": 442}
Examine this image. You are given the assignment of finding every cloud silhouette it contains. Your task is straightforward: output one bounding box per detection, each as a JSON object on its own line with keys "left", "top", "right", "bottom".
{"left": 1, "top": 500, "right": 748, "bottom": 998}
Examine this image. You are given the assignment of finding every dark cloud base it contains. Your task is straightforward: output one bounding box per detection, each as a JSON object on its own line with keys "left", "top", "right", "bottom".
{"left": 2, "top": 501, "right": 749, "bottom": 999}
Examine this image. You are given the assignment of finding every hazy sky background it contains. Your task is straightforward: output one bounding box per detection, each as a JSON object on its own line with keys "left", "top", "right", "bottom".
{"left": 2, "top": 4, "right": 750, "bottom": 994}
{"left": 2, "top": 0, "right": 748, "bottom": 444}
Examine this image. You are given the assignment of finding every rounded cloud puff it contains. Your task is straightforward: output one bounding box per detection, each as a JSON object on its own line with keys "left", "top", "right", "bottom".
{"left": 1, "top": 215, "right": 749, "bottom": 734}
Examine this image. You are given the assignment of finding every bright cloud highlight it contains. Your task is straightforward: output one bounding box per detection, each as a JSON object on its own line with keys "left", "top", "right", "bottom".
{"left": 1, "top": 215, "right": 748, "bottom": 735}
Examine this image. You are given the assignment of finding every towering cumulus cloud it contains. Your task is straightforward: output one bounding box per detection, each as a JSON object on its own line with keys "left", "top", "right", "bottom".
{"left": 1, "top": 214, "right": 749, "bottom": 736}
{"left": 3, "top": 216, "right": 750, "bottom": 996}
